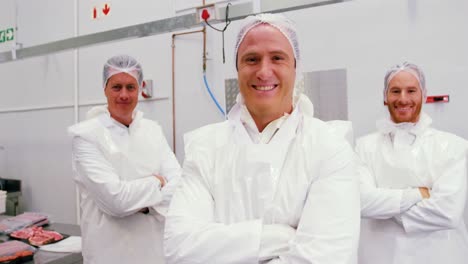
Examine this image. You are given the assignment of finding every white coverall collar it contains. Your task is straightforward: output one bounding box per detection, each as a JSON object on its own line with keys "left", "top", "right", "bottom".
{"left": 227, "top": 93, "right": 314, "bottom": 144}
{"left": 85, "top": 105, "right": 143, "bottom": 129}
{"left": 376, "top": 112, "right": 432, "bottom": 135}
{"left": 239, "top": 105, "right": 290, "bottom": 144}
{"left": 376, "top": 112, "right": 432, "bottom": 146}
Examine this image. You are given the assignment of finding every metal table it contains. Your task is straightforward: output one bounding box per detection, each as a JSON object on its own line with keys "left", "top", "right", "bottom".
{"left": 0, "top": 216, "right": 83, "bottom": 264}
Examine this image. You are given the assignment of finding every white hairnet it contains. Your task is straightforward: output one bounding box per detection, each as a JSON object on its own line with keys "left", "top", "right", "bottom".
{"left": 234, "top": 13, "right": 300, "bottom": 70}
{"left": 233, "top": 12, "right": 305, "bottom": 102}
{"left": 103, "top": 55, "right": 143, "bottom": 89}
{"left": 383, "top": 61, "right": 426, "bottom": 103}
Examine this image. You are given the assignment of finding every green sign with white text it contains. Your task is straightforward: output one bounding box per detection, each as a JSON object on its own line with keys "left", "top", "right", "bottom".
{"left": 0, "top": 28, "right": 14, "bottom": 43}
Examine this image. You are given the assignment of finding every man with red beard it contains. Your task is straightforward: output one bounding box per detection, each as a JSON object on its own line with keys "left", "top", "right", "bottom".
{"left": 356, "top": 62, "right": 468, "bottom": 264}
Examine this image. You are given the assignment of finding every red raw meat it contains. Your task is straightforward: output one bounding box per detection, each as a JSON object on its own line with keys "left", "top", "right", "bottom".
{"left": 9, "top": 226, "right": 63, "bottom": 246}
{"left": 14, "top": 250, "right": 34, "bottom": 257}
{"left": 10, "top": 227, "right": 35, "bottom": 240}
{"left": 0, "top": 255, "right": 17, "bottom": 262}
{"left": 0, "top": 240, "right": 36, "bottom": 262}
{"left": 28, "top": 234, "right": 54, "bottom": 246}
{"left": 41, "top": 230, "right": 63, "bottom": 241}
{"left": 0, "top": 250, "right": 34, "bottom": 262}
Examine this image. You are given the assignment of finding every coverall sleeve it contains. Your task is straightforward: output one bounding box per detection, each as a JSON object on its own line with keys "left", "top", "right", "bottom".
{"left": 400, "top": 153, "right": 467, "bottom": 233}
{"left": 72, "top": 136, "right": 163, "bottom": 218}
{"left": 152, "top": 127, "right": 182, "bottom": 217}
{"left": 274, "top": 141, "right": 361, "bottom": 264}
{"left": 356, "top": 140, "right": 419, "bottom": 219}
{"left": 164, "top": 150, "right": 263, "bottom": 264}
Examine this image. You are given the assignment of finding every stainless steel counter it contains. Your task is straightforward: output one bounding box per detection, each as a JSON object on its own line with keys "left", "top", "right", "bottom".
{"left": 0, "top": 216, "right": 82, "bottom": 264}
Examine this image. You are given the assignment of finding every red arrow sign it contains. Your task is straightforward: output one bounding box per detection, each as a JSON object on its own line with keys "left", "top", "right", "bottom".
{"left": 102, "top": 4, "right": 110, "bottom": 15}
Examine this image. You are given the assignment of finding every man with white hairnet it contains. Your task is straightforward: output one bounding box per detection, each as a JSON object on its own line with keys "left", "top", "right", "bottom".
{"left": 68, "top": 55, "right": 181, "bottom": 263}
{"left": 164, "top": 13, "right": 360, "bottom": 264}
{"left": 356, "top": 62, "right": 468, "bottom": 264}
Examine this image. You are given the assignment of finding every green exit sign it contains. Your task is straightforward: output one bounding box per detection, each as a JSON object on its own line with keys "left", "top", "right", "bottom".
{"left": 0, "top": 28, "right": 15, "bottom": 43}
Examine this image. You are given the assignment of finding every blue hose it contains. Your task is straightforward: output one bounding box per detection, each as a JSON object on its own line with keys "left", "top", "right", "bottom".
{"left": 203, "top": 73, "right": 226, "bottom": 118}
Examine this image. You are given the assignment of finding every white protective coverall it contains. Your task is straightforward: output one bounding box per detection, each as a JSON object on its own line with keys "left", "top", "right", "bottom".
{"left": 164, "top": 94, "right": 360, "bottom": 264}
{"left": 357, "top": 112, "right": 468, "bottom": 264}
{"left": 68, "top": 106, "right": 181, "bottom": 264}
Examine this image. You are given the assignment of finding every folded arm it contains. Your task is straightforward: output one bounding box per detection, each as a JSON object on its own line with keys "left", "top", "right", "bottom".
{"left": 356, "top": 142, "right": 423, "bottom": 219}
{"left": 151, "top": 133, "right": 182, "bottom": 217}
{"left": 400, "top": 156, "right": 467, "bottom": 233}
{"left": 271, "top": 144, "right": 361, "bottom": 263}
{"left": 164, "top": 153, "right": 265, "bottom": 264}
{"left": 72, "top": 136, "right": 163, "bottom": 218}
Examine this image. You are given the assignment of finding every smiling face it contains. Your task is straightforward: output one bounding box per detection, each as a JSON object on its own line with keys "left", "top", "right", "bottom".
{"left": 104, "top": 72, "right": 139, "bottom": 126}
{"left": 236, "top": 24, "right": 296, "bottom": 130}
{"left": 386, "top": 71, "right": 423, "bottom": 123}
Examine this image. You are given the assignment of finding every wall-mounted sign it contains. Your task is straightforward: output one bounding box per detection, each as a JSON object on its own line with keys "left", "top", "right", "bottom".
{"left": 0, "top": 28, "right": 14, "bottom": 43}
{"left": 92, "top": 3, "right": 111, "bottom": 20}
{"left": 426, "top": 95, "right": 449, "bottom": 103}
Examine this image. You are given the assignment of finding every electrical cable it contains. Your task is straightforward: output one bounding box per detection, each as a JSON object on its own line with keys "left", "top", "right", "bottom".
{"left": 200, "top": 3, "right": 230, "bottom": 118}
{"left": 203, "top": 3, "right": 232, "bottom": 63}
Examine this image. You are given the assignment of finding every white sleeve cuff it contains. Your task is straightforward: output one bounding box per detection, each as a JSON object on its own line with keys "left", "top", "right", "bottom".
{"left": 259, "top": 224, "right": 295, "bottom": 261}
{"left": 400, "top": 188, "right": 423, "bottom": 212}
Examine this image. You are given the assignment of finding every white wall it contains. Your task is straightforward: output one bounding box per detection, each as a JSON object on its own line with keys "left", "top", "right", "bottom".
{"left": 0, "top": 0, "right": 78, "bottom": 225}
{"left": 0, "top": 0, "right": 467, "bottom": 224}
{"left": 0, "top": 50, "right": 76, "bottom": 223}
{"left": 0, "top": 0, "right": 16, "bottom": 53}
{"left": 16, "top": 0, "right": 75, "bottom": 47}
{"left": 292, "top": 0, "right": 468, "bottom": 138}
{"left": 78, "top": 0, "right": 173, "bottom": 35}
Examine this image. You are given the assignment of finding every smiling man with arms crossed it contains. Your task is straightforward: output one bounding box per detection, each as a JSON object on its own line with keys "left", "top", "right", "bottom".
{"left": 69, "top": 55, "right": 180, "bottom": 264}
{"left": 164, "top": 13, "right": 360, "bottom": 264}
{"left": 357, "top": 62, "right": 468, "bottom": 264}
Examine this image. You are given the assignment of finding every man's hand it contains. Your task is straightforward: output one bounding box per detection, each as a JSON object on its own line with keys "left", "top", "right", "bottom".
{"left": 154, "top": 174, "right": 167, "bottom": 188}
{"left": 139, "top": 207, "right": 150, "bottom": 214}
{"left": 418, "top": 187, "right": 430, "bottom": 199}
{"left": 137, "top": 175, "right": 166, "bottom": 215}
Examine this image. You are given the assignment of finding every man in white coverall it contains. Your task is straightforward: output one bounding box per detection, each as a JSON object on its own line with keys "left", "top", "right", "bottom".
{"left": 164, "top": 13, "right": 360, "bottom": 264}
{"left": 68, "top": 55, "right": 181, "bottom": 264}
{"left": 356, "top": 62, "right": 468, "bottom": 264}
